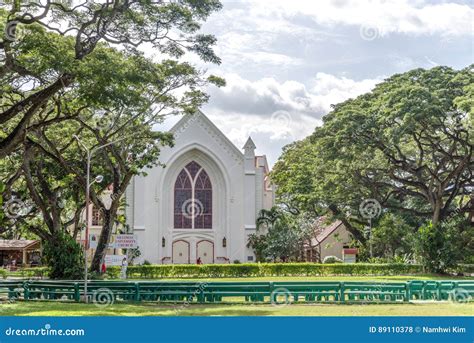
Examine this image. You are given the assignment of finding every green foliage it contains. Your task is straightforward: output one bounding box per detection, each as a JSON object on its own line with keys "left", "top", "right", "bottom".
{"left": 272, "top": 66, "right": 473, "bottom": 247}
{"left": 0, "top": 0, "right": 223, "bottom": 156}
{"left": 0, "top": 181, "right": 4, "bottom": 225}
{"left": 248, "top": 207, "right": 313, "bottom": 262}
{"left": 1, "top": 1, "right": 226, "bottom": 272}
{"left": 414, "top": 216, "right": 473, "bottom": 273}
{"left": 105, "top": 263, "right": 424, "bottom": 279}
{"left": 1, "top": 4, "right": 227, "bottom": 273}
{"left": 42, "top": 231, "right": 84, "bottom": 280}
{"left": 127, "top": 248, "right": 142, "bottom": 266}
{"left": 370, "top": 213, "right": 415, "bottom": 258}
{"left": 5, "top": 267, "right": 49, "bottom": 278}
{"left": 0, "top": 268, "right": 6, "bottom": 279}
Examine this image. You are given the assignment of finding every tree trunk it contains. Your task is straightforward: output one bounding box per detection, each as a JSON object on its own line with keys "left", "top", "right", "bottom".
{"left": 432, "top": 200, "right": 442, "bottom": 225}
{"left": 90, "top": 206, "right": 117, "bottom": 272}
{"left": 469, "top": 196, "right": 474, "bottom": 226}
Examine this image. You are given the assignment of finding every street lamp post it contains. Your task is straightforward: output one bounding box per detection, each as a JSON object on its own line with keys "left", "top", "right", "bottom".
{"left": 73, "top": 135, "right": 126, "bottom": 303}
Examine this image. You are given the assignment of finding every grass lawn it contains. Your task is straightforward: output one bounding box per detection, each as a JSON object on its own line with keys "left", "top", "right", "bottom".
{"left": 0, "top": 301, "right": 472, "bottom": 316}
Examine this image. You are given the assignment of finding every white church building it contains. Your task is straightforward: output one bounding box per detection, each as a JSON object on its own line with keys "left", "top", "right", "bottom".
{"left": 124, "top": 111, "right": 274, "bottom": 264}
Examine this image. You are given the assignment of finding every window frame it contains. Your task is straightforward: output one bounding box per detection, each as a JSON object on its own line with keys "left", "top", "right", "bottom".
{"left": 173, "top": 161, "right": 213, "bottom": 230}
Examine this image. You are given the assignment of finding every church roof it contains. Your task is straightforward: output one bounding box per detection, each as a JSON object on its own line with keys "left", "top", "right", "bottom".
{"left": 242, "top": 136, "right": 256, "bottom": 150}
{"left": 169, "top": 110, "right": 245, "bottom": 160}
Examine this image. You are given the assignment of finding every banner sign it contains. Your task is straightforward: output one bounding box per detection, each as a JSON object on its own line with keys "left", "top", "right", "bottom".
{"left": 104, "top": 255, "right": 125, "bottom": 266}
{"left": 110, "top": 234, "right": 137, "bottom": 249}
{"left": 89, "top": 234, "right": 99, "bottom": 249}
{"left": 343, "top": 248, "right": 358, "bottom": 263}
{"left": 0, "top": 317, "right": 471, "bottom": 343}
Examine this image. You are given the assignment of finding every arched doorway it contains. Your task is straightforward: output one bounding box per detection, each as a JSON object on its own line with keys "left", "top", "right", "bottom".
{"left": 196, "top": 240, "right": 214, "bottom": 264}
{"left": 172, "top": 240, "right": 190, "bottom": 264}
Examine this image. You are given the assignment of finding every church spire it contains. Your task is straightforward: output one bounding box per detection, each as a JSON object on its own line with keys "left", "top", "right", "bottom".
{"left": 242, "top": 136, "right": 256, "bottom": 157}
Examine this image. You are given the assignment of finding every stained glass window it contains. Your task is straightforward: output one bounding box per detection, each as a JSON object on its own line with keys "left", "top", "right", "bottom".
{"left": 174, "top": 161, "right": 212, "bottom": 229}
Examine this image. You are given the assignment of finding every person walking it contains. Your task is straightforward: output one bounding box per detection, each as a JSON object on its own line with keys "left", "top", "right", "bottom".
{"left": 120, "top": 257, "right": 128, "bottom": 279}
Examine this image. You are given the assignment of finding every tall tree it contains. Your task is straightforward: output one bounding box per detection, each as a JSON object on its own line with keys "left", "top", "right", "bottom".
{"left": 1, "top": 1, "right": 225, "bottom": 276}
{"left": 248, "top": 207, "right": 314, "bottom": 262}
{"left": 272, "top": 66, "right": 473, "bottom": 245}
{"left": 0, "top": 0, "right": 222, "bottom": 157}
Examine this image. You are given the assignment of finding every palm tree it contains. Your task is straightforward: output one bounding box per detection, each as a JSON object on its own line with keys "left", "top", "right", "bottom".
{"left": 256, "top": 207, "right": 284, "bottom": 231}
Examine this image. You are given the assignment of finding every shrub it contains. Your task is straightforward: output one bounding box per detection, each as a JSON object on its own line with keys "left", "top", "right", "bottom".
{"left": 42, "top": 231, "right": 84, "bottom": 279}
{"left": 450, "top": 264, "right": 474, "bottom": 275}
{"left": 323, "top": 256, "right": 342, "bottom": 264}
{"left": 370, "top": 213, "right": 415, "bottom": 258}
{"left": 0, "top": 269, "right": 6, "bottom": 279}
{"left": 415, "top": 216, "right": 473, "bottom": 273}
{"left": 105, "top": 262, "right": 424, "bottom": 279}
{"left": 17, "top": 267, "right": 49, "bottom": 278}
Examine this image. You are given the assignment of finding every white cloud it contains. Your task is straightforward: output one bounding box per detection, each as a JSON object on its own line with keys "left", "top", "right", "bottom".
{"left": 310, "top": 72, "right": 382, "bottom": 112}
{"left": 208, "top": 72, "right": 382, "bottom": 119}
{"left": 247, "top": 0, "right": 473, "bottom": 37}
{"left": 168, "top": 0, "right": 471, "bottom": 165}
{"left": 204, "top": 72, "right": 382, "bottom": 164}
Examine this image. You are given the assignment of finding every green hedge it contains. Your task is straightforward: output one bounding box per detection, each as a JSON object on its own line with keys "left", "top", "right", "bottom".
{"left": 105, "top": 263, "right": 424, "bottom": 279}
{"left": 0, "top": 269, "right": 6, "bottom": 279}
{"left": 451, "top": 264, "right": 474, "bottom": 274}
{"left": 5, "top": 267, "right": 49, "bottom": 278}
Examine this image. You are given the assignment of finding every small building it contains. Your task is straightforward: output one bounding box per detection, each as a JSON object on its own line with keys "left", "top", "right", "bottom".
{"left": 0, "top": 240, "right": 41, "bottom": 267}
{"left": 303, "top": 220, "right": 353, "bottom": 262}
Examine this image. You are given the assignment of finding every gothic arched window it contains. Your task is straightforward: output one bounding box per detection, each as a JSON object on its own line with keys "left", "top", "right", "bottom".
{"left": 174, "top": 161, "right": 212, "bottom": 229}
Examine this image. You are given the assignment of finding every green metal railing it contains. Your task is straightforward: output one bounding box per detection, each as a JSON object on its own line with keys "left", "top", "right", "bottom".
{"left": 1, "top": 280, "right": 473, "bottom": 304}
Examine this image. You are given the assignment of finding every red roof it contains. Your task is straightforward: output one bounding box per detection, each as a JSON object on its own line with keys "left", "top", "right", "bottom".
{"left": 314, "top": 220, "right": 344, "bottom": 244}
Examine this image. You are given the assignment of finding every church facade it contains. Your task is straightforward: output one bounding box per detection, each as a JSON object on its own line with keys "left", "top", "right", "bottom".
{"left": 125, "top": 111, "right": 274, "bottom": 264}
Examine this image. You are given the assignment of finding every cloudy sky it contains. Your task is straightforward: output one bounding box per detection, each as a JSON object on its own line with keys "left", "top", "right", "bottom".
{"left": 164, "top": 0, "right": 473, "bottom": 166}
